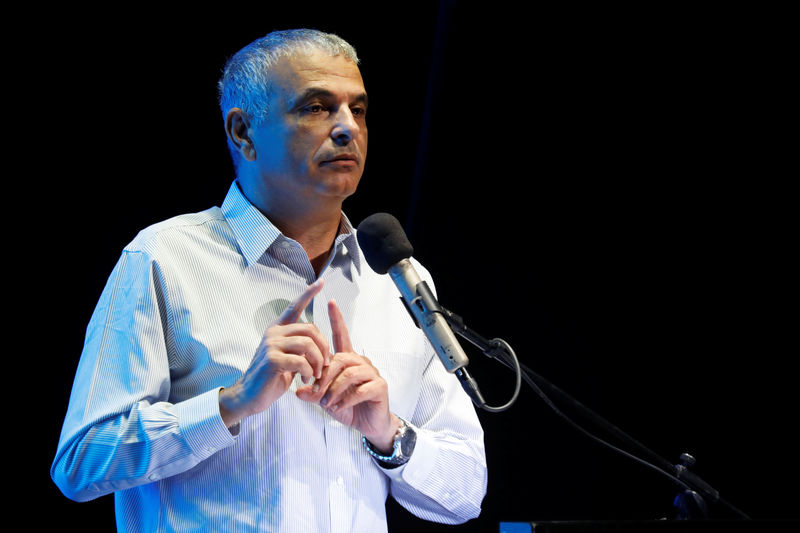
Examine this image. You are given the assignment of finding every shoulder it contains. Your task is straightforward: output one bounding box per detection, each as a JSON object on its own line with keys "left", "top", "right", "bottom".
{"left": 123, "top": 207, "right": 229, "bottom": 257}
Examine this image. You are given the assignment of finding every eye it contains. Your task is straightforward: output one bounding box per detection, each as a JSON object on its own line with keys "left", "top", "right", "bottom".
{"left": 351, "top": 106, "right": 366, "bottom": 118}
{"left": 304, "top": 103, "right": 328, "bottom": 114}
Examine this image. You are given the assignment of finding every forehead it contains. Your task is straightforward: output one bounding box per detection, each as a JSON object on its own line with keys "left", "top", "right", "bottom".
{"left": 269, "top": 49, "right": 365, "bottom": 99}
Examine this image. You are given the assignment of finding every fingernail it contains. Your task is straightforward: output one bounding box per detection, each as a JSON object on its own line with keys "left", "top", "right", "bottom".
{"left": 312, "top": 383, "right": 320, "bottom": 394}
{"left": 320, "top": 394, "right": 329, "bottom": 407}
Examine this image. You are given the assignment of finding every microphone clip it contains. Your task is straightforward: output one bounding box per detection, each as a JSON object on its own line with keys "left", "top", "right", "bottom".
{"left": 396, "top": 282, "right": 519, "bottom": 412}
{"left": 398, "top": 282, "right": 506, "bottom": 362}
{"left": 397, "top": 280, "right": 442, "bottom": 330}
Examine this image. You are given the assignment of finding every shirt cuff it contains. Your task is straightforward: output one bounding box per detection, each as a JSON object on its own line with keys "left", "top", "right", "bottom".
{"left": 174, "top": 387, "right": 238, "bottom": 461}
{"left": 378, "top": 422, "right": 438, "bottom": 486}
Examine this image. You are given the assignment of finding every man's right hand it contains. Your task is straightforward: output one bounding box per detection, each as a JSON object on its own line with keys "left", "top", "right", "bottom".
{"left": 219, "top": 279, "right": 331, "bottom": 428}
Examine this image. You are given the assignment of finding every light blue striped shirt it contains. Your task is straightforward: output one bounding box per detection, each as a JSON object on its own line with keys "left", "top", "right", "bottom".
{"left": 52, "top": 181, "right": 487, "bottom": 532}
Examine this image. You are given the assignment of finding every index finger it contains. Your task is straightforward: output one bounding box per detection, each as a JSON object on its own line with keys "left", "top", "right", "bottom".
{"left": 277, "top": 279, "right": 324, "bottom": 325}
{"left": 328, "top": 298, "right": 353, "bottom": 353}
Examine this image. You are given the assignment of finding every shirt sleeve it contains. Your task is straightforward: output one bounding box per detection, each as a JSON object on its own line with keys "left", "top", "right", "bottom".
{"left": 376, "top": 269, "right": 488, "bottom": 524}
{"left": 380, "top": 353, "right": 487, "bottom": 523}
{"left": 51, "top": 249, "right": 237, "bottom": 502}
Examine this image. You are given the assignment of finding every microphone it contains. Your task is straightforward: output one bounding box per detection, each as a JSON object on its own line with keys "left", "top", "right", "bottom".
{"left": 357, "top": 213, "right": 486, "bottom": 405}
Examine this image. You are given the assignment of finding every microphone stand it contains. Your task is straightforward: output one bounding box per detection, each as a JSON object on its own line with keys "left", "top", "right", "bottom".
{"left": 437, "top": 305, "right": 749, "bottom": 522}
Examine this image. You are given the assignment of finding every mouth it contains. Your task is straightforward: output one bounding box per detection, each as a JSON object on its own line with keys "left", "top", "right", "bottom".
{"left": 321, "top": 154, "right": 359, "bottom": 168}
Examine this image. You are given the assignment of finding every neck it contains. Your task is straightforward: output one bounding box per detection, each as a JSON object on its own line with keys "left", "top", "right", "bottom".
{"left": 237, "top": 180, "right": 344, "bottom": 276}
{"left": 275, "top": 208, "right": 343, "bottom": 275}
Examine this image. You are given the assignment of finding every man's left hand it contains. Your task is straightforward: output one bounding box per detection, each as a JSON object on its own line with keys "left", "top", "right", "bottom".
{"left": 296, "top": 299, "right": 401, "bottom": 453}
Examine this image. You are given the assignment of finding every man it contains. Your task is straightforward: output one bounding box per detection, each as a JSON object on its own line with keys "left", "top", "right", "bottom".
{"left": 52, "top": 29, "right": 487, "bottom": 532}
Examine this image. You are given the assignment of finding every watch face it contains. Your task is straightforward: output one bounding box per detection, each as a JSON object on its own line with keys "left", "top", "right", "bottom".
{"left": 396, "top": 420, "right": 417, "bottom": 460}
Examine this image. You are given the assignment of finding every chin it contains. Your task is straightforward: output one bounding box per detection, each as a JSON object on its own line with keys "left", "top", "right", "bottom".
{"left": 317, "top": 173, "right": 362, "bottom": 198}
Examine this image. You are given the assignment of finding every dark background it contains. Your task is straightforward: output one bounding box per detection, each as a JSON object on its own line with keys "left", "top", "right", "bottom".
{"left": 31, "top": 2, "right": 795, "bottom": 531}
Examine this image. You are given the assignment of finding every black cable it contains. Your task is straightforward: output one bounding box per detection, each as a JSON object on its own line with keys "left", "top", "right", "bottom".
{"left": 472, "top": 338, "right": 521, "bottom": 413}
{"left": 520, "top": 363, "right": 696, "bottom": 492}
{"left": 497, "top": 354, "right": 750, "bottom": 520}
{"left": 441, "top": 304, "right": 748, "bottom": 518}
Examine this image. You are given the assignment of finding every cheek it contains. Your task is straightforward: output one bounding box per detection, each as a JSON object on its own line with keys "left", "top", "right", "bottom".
{"left": 289, "top": 139, "right": 319, "bottom": 172}
{"left": 292, "top": 127, "right": 326, "bottom": 158}
{"left": 253, "top": 124, "right": 295, "bottom": 169}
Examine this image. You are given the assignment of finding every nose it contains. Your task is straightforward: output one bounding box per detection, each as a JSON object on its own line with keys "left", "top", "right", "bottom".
{"left": 330, "top": 106, "right": 361, "bottom": 146}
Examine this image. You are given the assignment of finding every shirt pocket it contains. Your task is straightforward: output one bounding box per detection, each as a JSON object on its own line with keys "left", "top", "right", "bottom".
{"left": 360, "top": 347, "right": 429, "bottom": 421}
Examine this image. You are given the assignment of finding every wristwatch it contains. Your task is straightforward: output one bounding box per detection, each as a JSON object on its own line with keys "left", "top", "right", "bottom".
{"left": 362, "top": 417, "right": 417, "bottom": 468}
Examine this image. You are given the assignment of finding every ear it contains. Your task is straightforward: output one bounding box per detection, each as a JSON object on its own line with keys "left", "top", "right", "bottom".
{"left": 224, "top": 108, "right": 256, "bottom": 161}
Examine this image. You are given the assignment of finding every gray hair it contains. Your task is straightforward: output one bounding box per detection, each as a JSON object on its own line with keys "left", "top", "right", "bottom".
{"left": 218, "top": 28, "right": 360, "bottom": 125}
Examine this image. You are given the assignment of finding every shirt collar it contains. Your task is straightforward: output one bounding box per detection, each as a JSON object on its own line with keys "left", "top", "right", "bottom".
{"left": 221, "top": 180, "right": 282, "bottom": 266}
{"left": 336, "top": 213, "right": 363, "bottom": 274}
{"left": 221, "top": 180, "right": 362, "bottom": 273}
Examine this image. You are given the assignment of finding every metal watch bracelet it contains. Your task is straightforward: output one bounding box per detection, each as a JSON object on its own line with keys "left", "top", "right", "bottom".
{"left": 361, "top": 417, "right": 417, "bottom": 468}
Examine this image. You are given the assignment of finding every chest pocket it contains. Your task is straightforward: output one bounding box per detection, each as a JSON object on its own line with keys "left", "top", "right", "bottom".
{"left": 347, "top": 264, "right": 435, "bottom": 421}
{"left": 362, "top": 347, "right": 429, "bottom": 421}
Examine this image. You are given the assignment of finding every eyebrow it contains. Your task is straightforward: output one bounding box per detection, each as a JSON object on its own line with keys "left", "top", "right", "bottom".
{"left": 292, "top": 87, "right": 369, "bottom": 109}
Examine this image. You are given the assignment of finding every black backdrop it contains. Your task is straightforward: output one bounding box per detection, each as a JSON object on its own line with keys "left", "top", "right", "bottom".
{"left": 34, "top": 2, "right": 796, "bottom": 531}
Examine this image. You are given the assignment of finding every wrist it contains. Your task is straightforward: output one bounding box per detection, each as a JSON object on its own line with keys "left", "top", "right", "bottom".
{"left": 365, "top": 414, "right": 402, "bottom": 454}
{"left": 218, "top": 385, "right": 249, "bottom": 428}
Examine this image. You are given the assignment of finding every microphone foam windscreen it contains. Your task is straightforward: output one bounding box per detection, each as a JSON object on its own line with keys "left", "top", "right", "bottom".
{"left": 356, "top": 213, "right": 414, "bottom": 274}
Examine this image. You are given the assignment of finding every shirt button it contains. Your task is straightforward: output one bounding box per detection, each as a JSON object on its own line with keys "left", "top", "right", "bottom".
{"left": 336, "top": 476, "right": 344, "bottom": 486}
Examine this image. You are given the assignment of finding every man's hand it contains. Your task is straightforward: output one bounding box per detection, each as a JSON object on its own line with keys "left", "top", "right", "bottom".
{"left": 219, "top": 279, "right": 331, "bottom": 428}
{"left": 297, "top": 299, "right": 401, "bottom": 453}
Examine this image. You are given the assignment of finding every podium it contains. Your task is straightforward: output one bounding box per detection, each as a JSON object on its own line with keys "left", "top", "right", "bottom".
{"left": 499, "top": 521, "right": 800, "bottom": 532}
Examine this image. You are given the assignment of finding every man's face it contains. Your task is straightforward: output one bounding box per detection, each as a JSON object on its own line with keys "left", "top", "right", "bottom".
{"left": 247, "top": 49, "right": 368, "bottom": 204}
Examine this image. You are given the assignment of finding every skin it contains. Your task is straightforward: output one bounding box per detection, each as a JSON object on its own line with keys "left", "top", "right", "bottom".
{"left": 218, "top": 49, "right": 401, "bottom": 453}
